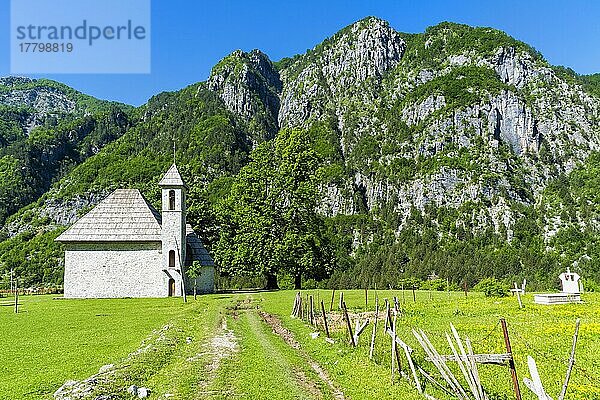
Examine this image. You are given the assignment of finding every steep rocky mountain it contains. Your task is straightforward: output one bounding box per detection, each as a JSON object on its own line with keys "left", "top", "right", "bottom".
{"left": 0, "top": 77, "right": 134, "bottom": 224}
{"left": 208, "top": 49, "right": 282, "bottom": 143}
{"left": 2, "top": 17, "right": 600, "bottom": 288}
{"left": 211, "top": 18, "right": 600, "bottom": 237}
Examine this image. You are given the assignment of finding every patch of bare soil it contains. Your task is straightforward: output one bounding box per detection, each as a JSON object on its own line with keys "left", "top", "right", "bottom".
{"left": 189, "top": 315, "right": 239, "bottom": 400}
{"left": 261, "top": 311, "right": 301, "bottom": 349}
{"left": 227, "top": 298, "right": 259, "bottom": 320}
{"left": 259, "top": 311, "right": 346, "bottom": 400}
{"left": 200, "top": 316, "right": 238, "bottom": 373}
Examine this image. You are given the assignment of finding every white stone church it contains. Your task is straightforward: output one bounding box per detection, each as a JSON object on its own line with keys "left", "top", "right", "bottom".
{"left": 56, "top": 164, "right": 215, "bottom": 298}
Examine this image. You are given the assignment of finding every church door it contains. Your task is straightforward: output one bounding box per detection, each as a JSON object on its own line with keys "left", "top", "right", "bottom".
{"left": 168, "top": 279, "right": 175, "bottom": 297}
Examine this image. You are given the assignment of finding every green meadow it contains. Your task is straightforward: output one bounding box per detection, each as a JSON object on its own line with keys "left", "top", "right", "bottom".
{"left": 0, "top": 296, "right": 187, "bottom": 399}
{"left": 1, "top": 291, "right": 599, "bottom": 399}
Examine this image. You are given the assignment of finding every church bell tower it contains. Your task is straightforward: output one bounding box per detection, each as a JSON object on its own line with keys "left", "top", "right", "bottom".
{"left": 159, "top": 163, "right": 187, "bottom": 296}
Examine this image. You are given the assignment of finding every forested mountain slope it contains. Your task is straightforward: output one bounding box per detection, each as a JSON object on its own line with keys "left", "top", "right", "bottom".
{"left": 0, "top": 77, "right": 133, "bottom": 224}
{"left": 2, "top": 18, "right": 600, "bottom": 289}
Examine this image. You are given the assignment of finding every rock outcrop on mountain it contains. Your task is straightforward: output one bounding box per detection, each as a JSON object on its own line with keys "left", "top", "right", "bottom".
{"left": 0, "top": 77, "right": 94, "bottom": 134}
{"left": 0, "top": 77, "right": 133, "bottom": 224}
{"left": 205, "top": 17, "right": 600, "bottom": 242}
{"left": 208, "top": 49, "right": 282, "bottom": 143}
{"left": 2, "top": 17, "right": 600, "bottom": 287}
{"left": 278, "top": 17, "right": 405, "bottom": 131}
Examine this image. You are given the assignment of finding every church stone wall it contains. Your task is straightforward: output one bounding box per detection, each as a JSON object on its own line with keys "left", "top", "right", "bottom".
{"left": 184, "top": 266, "right": 216, "bottom": 294}
{"left": 196, "top": 266, "right": 215, "bottom": 294}
{"left": 64, "top": 242, "right": 168, "bottom": 298}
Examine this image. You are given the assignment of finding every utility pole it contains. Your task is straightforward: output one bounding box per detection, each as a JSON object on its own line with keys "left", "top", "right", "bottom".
{"left": 10, "top": 268, "right": 14, "bottom": 294}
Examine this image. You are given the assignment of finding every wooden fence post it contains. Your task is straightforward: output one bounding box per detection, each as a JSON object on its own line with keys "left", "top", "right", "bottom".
{"left": 305, "top": 294, "right": 309, "bottom": 321}
{"left": 558, "top": 318, "right": 580, "bottom": 400}
{"left": 14, "top": 282, "right": 18, "bottom": 314}
{"left": 387, "top": 310, "right": 403, "bottom": 376}
{"left": 391, "top": 311, "right": 397, "bottom": 383}
{"left": 330, "top": 289, "right": 335, "bottom": 312}
{"left": 501, "top": 318, "right": 522, "bottom": 400}
{"left": 302, "top": 297, "right": 307, "bottom": 321}
{"left": 309, "top": 295, "right": 314, "bottom": 326}
{"left": 292, "top": 292, "right": 299, "bottom": 316}
{"left": 369, "top": 296, "right": 379, "bottom": 359}
{"left": 514, "top": 283, "right": 523, "bottom": 309}
{"left": 316, "top": 290, "right": 320, "bottom": 314}
{"left": 354, "top": 319, "right": 370, "bottom": 345}
{"left": 320, "top": 300, "right": 330, "bottom": 338}
{"left": 342, "top": 301, "right": 356, "bottom": 347}
{"left": 384, "top": 299, "right": 390, "bottom": 332}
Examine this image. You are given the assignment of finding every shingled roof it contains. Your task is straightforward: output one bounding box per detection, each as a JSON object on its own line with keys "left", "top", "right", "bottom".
{"left": 185, "top": 224, "right": 215, "bottom": 267}
{"left": 55, "top": 189, "right": 162, "bottom": 242}
{"left": 158, "top": 163, "right": 186, "bottom": 188}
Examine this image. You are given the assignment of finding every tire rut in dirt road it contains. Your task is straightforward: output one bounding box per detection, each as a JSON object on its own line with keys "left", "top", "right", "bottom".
{"left": 258, "top": 311, "right": 346, "bottom": 400}
{"left": 245, "top": 310, "right": 325, "bottom": 399}
{"left": 205, "top": 297, "right": 327, "bottom": 399}
{"left": 193, "top": 316, "right": 239, "bottom": 389}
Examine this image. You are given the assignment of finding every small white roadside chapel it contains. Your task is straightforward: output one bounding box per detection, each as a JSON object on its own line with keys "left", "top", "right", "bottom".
{"left": 56, "top": 164, "right": 215, "bottom": 298}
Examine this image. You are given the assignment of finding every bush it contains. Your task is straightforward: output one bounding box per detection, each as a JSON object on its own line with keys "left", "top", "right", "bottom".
{"left": 580, "top": 278, "right": 600, "bottom": 293}
{"left": 277, "top": 274, "right": 295, "bottom": 290}
{"left": 398, "top": 277, "right": 423, "bottom": 289}
{"left": 473, "top": 278, "right": 509, "bottom": 297}
{"left": 420, "top": 279, "right": 448, "bottom": 291}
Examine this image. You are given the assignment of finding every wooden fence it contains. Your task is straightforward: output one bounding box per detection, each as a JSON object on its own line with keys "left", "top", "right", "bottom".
{"left": 291, "top": 290, "right": 582, "bottom": 400}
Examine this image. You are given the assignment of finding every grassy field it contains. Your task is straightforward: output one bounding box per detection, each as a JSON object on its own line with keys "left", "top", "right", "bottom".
{"left": 1, "top": 290, "right": 599, "bottom": 399}
{"left": 0, "top": 295, "right": 189, "bottom": 399}
{"left": 260, "top": 290, "right": 600, "bottom": 400}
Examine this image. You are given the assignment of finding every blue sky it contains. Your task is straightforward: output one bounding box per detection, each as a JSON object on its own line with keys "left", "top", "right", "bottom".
{"left": 0, "top": 0, "right": 598, "bottom": 106}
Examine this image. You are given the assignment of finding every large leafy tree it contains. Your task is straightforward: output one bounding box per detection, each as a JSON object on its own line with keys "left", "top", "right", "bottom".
{"left": 275, "top": 129, "right": 334, "bottom": 288}
{"left": 214, "top": 140, "right": 281, "bottom": 288}
{"left": 214, "top": 129, "right": 334, "bottom": 289}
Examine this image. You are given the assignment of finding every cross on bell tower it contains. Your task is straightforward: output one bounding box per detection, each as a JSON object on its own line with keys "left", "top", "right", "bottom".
{"left": 172, "top": 134, "right": 176, "bottom": 165}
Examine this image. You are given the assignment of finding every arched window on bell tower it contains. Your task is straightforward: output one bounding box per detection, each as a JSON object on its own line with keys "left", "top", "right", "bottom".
{"left": 169, "top": 250, "right": 175, "bottom": 268}
{"left": 169, "top": 190, "right": 175, "bottom": 210}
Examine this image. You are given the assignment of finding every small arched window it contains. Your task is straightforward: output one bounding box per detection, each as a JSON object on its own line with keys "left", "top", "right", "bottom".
{"left": 169, "top": 250, "right": 176, "bottom": 268}
{"left": 169, "top": 190, "right": 175, "bottom": 210}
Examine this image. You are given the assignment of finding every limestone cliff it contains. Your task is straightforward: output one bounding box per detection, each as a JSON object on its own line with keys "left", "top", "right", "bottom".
{"left": 205, "top": 18, "right": 600, "bottom": 243}
{"left": 208, "top": 49, "right": 282, "bottom": 143}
